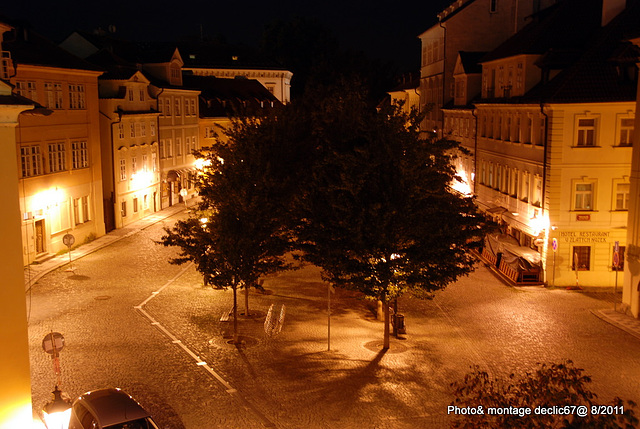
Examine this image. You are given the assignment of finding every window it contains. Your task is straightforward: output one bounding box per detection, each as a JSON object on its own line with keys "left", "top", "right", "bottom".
{"left": 139, "top": 89, "right": 145, "bottom": 101}
{"left": 72, "top": 141, "right": 88, "bottom": 169}
{"left": 74, "top": 196, "right": 90, "bottom": 224}
{"left": 167, "top": 138, "right": 173, "bottom": 157}
{"left": 128, "top": 89, "right": 134, "bottom": 101}
{"left": 576, "top": 118, "right": 597, "bottom": 146}
{"left": 82, "top": 196, "right": 90, "bottom": 223}
{"left": 574, "top": 182, "right": 594, "bottom": 210}
{"left": 140, "top": 122, "right": 146, "bottom": 137}
{"left": 615, "top": 182, "right": 630, "bottom": 210}
{"left": 131, "top": 157, "right": 137, "bottom": 175}
{"left": 190, "top": 99, "right": 196, "bottom": 116}
{"left": 512, "top": 168, "right": 519, "bottom": 198}
{"left": 150, "top": 122, "right": 156, "bottom": 136}
{"left": 618, "top": 117, "right": 634, "bottom": 146}
{"left": 133, "top": 197, "right": 139, "bottom": 213}
{"left": 16, "top": 80, "right": 37, "bottom": 100}
{"left": 489, "top": 163, "right": 494, "bottom": 187}
{"left": 121, "top": 201, "right": 127, "bottom": 217}
{"left": 44, "top": 82, "right": 63, "bottom": 109}
{"left": 505, "top": 116, "right": 511, "bottom": 141}
{"left": 538, "top": 116, "right": 546, "bottom": 146}
{"left": 164, "top": 99, "right": 171, "bottom": 117}
{"left": 521, "top": 172, "right": 529, "bottom": 202}
{"left": 48, "top": 143, "right": 67, "bottom": 173}
{"left": 152, "top": 152, "right": 157, "bottom": 172}
{"left": 142, "top": 154, "right": 148, "bottom": 172}
{"left": 144, "top": 194, "right": 149, "bottom": 210}
{"left": 120, "top": 158, "right": 127, "bottom": 181}
{"left": 130, "top": 123, "right": 135, "bottom": 138}
{"left": 514, "top": 116, "right": 521, "bottom": 142}
{"left": 20, "top": 145, "right": 42, "bottom": 177}
{"left": 489, "top": 0, "right": 498, "bottom": 13}
{"left": 533, "top": 175, "right": 542, "bottom": 207}
{"left": 176, "top": 137, "right": 182, "bottom": 156}
{"left": 186, "top": 136, "right": 191, "bottom": 154}
{"left": 68, "top": 84, "right": 85, "bottom": 109}
{"left": 118, "top": 123, "right": 124, "bottom": 139}
{"left": 525, "top": 116, "right": 533, "bottom": 144}
{"left": 159, "top": 140, "right": 165, "bottom": 158}
{"left": 175, "top": 99, "right": 181, "bottom": 116}
{"left": 613, "top": 246, "right": 626, "bottom": 271}
{"left": 573, "top": 246, "right": 591, "bottom": 271}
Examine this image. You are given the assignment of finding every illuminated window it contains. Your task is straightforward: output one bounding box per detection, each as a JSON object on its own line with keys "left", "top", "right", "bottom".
{"left": 142, "top": 154, "right": 148, "bottom": 172}
{"left": 533, "top": 175, "right": 542, "bottom": 207}
{"left": 573, "top": 246, "right": 591, "bottom": 271}
{"left": 20, "top": 145, "right": 42, "bottom": 177}
{"left": 68, "top": 84, "right": 85, "bottom": 109}
{"left": 618, "top": 117, "right": 634, "bottom": 146}
{"left": 574, "top": 182, "right": 594, "bottom": 210}
{"left": 576, "top": 118, "right": 597, "bottom": 146}
{"left": 44, "top": 82, "right": 63, "bottom": 109}
{"left": 71, "top": 141, "right": 88, "bottom": 169}
{"left": 48, "top": 142, "right": 67, "bottom": 173}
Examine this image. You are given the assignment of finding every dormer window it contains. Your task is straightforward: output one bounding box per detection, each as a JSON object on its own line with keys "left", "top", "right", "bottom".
{"left": 490, "top": 0, "right": 498, "bottom": 13}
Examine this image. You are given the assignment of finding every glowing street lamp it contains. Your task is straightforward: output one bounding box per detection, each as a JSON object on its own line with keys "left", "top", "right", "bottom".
{"left": 41, "top": 386, "right": 70, "bottom": 429}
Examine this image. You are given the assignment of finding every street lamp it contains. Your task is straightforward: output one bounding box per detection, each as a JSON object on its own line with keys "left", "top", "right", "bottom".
{"left": 42, "top": 386, "right": 71, "bottom": 429}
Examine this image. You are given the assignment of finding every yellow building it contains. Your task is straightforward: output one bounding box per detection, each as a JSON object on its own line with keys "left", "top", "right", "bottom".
{"left": 97, "top": 68, "right": 161, "bottom": 230}
{"left": 446, "top": 0, "right": 638, "bottom": 287}
{"left": 4, "top": 21, "right": 106, "bottom": 265}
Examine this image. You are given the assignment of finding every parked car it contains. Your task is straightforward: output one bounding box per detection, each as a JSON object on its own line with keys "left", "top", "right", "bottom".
{"left": 68, "top": 388, "right": 160, "bottom": 429}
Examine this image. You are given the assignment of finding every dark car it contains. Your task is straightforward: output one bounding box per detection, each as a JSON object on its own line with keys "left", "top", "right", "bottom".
{"left": 68, "top": 388, "right": 160, "bottom": 429}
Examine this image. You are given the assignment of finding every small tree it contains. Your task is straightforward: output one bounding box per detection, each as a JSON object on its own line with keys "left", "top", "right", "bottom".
{"left": 159, "top": 114, "right": 299, "bottom": 343}
{"left": 296, "top": 86, "right": 489, "bottom": 349}
{"left": 450, "top": 360, "right": 637, "bottom": 428}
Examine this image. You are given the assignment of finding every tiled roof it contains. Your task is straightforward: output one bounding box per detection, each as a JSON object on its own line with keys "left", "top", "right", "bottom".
{"left": 2, "top": 24, "right": 103, "bottom": 72}
{"left": 525, "top": 0, "right": 640, "bottom": 103}
{"left": 458, "top": 51, "right": 486, "bottom": 74}
{"left": 182, "top": 74, "right": 280, "bottom": 118}
{"left": 480, "top": 0, "right": 602, "bottom": 63}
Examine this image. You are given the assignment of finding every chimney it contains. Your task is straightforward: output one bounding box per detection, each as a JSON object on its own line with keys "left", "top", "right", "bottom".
{"left": 602, "top": 0, "right": 626, "bottom": 26}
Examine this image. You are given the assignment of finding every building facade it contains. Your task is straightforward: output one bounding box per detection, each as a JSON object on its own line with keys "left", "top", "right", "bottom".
{"left": 3, "top": 22, "right": 106, "bottom": 265}
{"left": 98, "top": 70, "right": 161, "bottom": 230}
{"left": 445, "top": 0, "right": 639, "bottom": 287}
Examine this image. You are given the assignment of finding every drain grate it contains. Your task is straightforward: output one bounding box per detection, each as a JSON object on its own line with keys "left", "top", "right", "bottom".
{"left": 94, "top": 295, "right": 112, "bottom": 300}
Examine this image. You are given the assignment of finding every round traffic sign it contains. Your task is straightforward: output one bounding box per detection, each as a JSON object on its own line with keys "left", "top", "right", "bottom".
{"left": 42, "top": 332, "right": 65, "bottom": 354}
{"left": 552, "top": 238, "right": 558, "bottom": 251}
{"left": 613, "top": 251, "right": 620, "bottom": 268}
{"left": 62, "top": 233, "right": 75, "bottom": 248}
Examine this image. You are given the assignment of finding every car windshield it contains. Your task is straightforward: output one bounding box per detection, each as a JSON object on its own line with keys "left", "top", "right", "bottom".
{"left": 104, "top": 418, "right": 157, "bottom": 429}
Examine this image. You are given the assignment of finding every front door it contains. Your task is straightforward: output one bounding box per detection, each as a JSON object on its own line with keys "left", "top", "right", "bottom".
{"left": 35, "top": 219, "right": 45, "bottom": 254}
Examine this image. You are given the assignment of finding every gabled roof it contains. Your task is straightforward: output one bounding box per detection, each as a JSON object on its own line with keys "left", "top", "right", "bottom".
{"left": 1, "top": 22, "right": 103, "bottom": 72}
{"left": 457, "top": 51, "right": 486, "bottom": 74}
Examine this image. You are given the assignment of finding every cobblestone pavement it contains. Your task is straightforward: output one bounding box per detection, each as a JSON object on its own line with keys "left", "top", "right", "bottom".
{"left": 28, "top": 208, "right": 640, "bottom": 428}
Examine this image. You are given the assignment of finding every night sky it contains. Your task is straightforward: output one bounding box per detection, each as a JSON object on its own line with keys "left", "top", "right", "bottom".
{"left": 3, "top": 0, "right": 453, "bottom": 72}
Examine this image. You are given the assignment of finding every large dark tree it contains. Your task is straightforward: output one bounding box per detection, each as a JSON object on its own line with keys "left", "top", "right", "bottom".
{"left": 295, "top": 85, "right": 488, "bottom": 349}
{"left": 158, "top": 112, "right": 304, "bottom": 343}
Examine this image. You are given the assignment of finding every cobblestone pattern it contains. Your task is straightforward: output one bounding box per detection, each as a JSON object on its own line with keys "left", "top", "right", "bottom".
{"left": 28, "top": 209, "right": 640, "bottom": 428}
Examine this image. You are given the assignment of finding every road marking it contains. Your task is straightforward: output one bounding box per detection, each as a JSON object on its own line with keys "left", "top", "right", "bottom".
{"left": 134, "top": 263, "right": 275, "bottom": 428}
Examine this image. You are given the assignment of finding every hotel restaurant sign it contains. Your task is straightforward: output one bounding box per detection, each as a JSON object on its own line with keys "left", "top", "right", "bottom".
{"left": 559, "top": 231, "right": 611, "bottom": 244}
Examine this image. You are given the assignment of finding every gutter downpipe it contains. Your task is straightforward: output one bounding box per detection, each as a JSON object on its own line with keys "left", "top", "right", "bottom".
{"left": 102, "top": 109, "right": 121, "bottom": 231}
{"left": 472, "top": 107, "right": 479, "bottom": 195}
{"left": 439, "top": 20, "right": 447, "bottom": 137}
{"left": 540, "top": 95, "right": 549, "bottom": 285}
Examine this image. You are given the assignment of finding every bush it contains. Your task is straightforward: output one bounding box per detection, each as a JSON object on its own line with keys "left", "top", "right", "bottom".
{"left": 450, "top": 360, "right": 637, "bottom": 428}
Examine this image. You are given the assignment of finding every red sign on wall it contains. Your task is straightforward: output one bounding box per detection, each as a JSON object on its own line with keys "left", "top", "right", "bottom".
{"left": 576, "top": 214, "right": 591, "bottom": 221}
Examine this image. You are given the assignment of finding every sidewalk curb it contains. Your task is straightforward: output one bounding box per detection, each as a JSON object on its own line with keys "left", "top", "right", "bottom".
{"left": 24, "top": 204, "right": 188, "bottom": 292}
{"left": 591, "top": 308, "right": 640, "bottom": 341}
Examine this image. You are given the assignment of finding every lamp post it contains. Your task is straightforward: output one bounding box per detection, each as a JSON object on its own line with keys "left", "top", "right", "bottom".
{"left": 41, "top": 386, "right": 70, "bottom": 429}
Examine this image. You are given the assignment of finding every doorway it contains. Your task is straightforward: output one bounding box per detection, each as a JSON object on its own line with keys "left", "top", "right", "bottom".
{"left": 35, "top": 219, "right": 45, "bottom": 254}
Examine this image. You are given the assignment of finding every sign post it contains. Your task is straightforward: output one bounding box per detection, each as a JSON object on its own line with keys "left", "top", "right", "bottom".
{"left": 614, "top": 241, "right": 620, "bottom": 310}
{"left": 42, "top": 332, "right": 65, "bottom": 386}
{"left": 328, "top": 284, "right": 334, "bottom": 351}
{"left": 62, "top": 233, "right": 75, "bottom": 272}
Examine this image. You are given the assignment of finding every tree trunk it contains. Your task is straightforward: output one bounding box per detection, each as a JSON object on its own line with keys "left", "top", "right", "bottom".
{"left": 232, "top": 280, "right": 239, "bottom": 344}
{"left": 383, "top": 298, "right": 390, "bottom": 349}
{"left": 244, "top": 282, "right": 250, "bottom": 316}
{"left": 377, "top": 299, "right": 384, "bottom": 320}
